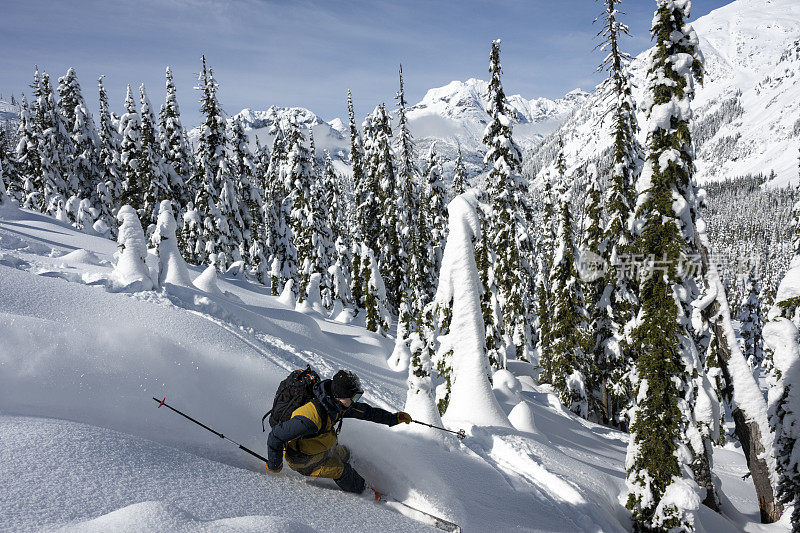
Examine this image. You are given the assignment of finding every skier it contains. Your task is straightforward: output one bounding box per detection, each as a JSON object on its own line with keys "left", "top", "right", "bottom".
{"left": 265, "top": 369, "right": 412, "bottom": 494}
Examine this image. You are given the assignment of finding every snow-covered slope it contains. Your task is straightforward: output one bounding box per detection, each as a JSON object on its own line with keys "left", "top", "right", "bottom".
{"left": 0, "top": 202, "right": 784, "bottom": 532}
{"left": 529, "top": 0, "right": 800, "bottom": 188}
{"left": 0, "top": 98, "right": 20, "bottom": 128}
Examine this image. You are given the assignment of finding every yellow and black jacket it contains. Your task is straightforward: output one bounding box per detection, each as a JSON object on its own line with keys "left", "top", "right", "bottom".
{"left": 266, "top": 379, "right": 400, "bottom": 470}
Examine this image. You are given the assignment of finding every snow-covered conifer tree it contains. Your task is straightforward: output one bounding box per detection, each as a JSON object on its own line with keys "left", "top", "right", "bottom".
{"left": 139, "top": 84, "right": 171, "bottom": 227}
{"left": 228, "top": 118, "right": 260, "bottom": 265}
{"left": 152, "top": 200, "right": 193, "bottom": 287}
{"left": 548, "top": 154, "right": 590, "bottom": 417}
{"left": 14, "top": 95, "right": 40, "bottom": 209}
{"left": 118, "top": 85, "right": 144, "bottom": 214}
{"left": 451, "top": 142, "right": 469, "bottom": 197}
{"left": 95, "top": 76, "right": 122, "bottom": 236}
{"left": 595, "top": 0, "right": 644, "bottom": 427}
{"left": 36, "top": 72, "right": 70, "bottom": 214}
{"left": 112, "top": 205, "right": 154, "bottom": 290}
{"left": 481, "top": 39, "right": 531, "bottom": 363}
{"left": 191, "top": 56, "right": 228, "bottom": 266}
{"left": 359, "top": 242, "right": 390, "bottom": 334}
{"left": 347, "top": 89, "right": 366, "bottom": 240}
{"left": 421, "top": 142, "right": 449, "bottom": 297}
{"left": 58, "top": 68, "right": 102, "bottom": 203}
{"left": 367, "top": 104, "right": 402, "bottom": 309}
{"left": 738, "top": 270, "right": 764, "bottom": 371}
{"left": 162, "top": 67, "right": 192, "bottom": 208}
{"left": 438, "top": 191, "right": 510, "bottom": 428}
{"left": 625, "top": 1, "right": 721, "bottom": 528}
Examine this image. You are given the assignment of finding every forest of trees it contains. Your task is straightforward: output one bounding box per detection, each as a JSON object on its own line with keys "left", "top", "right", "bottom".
{"left": 0, "top": 0, "right": 798, "bottom": 531}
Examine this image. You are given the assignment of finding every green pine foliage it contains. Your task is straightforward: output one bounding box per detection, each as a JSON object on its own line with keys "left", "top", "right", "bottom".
{"left": 162, "top": 67, "right": 192, "bottom": 208}
{"left": 119, "top": 85, "right": 144, "bottom": 216}
{"left": 96, "top": 76, "right": 122, "bottom": 235}
{"left": 625, "top": 1, "right": 720, "bottom": 529}
{"left": 451, "top": 143, "right": 469, "bottom": 196}
{"left": 139, "top": 84, "right": 170, "bottom": 227}
{"left": 595, "top": 0, "right": 643, "bottom": 427}
{"left": 482, "top": 39, "right": 531, "bottom": 365}
{"left": 548, "top": 149, "right": 590, "bottom": 417}
{"left": 15, "top": 94, "right": 41, "bottom": 210}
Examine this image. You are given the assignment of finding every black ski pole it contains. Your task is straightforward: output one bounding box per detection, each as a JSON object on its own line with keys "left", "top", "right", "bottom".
{"left": 411, "top": 419, "right": 466, "bottom": 440}
{"left": 152, "top": 397, "right": 268, "bottom": 463}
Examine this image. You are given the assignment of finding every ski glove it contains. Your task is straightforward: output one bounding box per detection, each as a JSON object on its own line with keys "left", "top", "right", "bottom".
{"left": 266, "top": 462, "right": 282, "bottom": 473}
{"left": 397, "top": 412, "right": 412, "bottom": 424}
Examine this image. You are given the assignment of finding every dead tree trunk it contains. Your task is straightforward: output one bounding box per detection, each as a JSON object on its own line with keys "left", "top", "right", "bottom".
{"left": 696, "top": 235, "right": 782, "bottom": 523}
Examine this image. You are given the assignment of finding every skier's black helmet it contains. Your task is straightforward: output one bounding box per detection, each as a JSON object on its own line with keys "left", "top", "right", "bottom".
{"left": 331, "top": 370, "right": 364, "bottom": 399}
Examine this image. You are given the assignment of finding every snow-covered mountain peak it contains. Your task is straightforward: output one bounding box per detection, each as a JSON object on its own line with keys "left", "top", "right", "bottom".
{"left": 531, "top": 0, "right": 800, "bottom": 187}
{"left": 233, "top": 105, "right": 326, "bottom": 132}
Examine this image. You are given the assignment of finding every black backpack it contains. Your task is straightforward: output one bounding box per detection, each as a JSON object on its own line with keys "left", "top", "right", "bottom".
{"left": 262, "top": 365, "right": 322, "bottom": 432}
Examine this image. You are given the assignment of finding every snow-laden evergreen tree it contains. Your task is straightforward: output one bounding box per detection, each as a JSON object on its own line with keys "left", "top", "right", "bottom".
{"left": 481, "top": 39, "right": 531, "bottom": 364}
{"left": 579, "top": 163, "right": 607, "bottom": 420}
{"left": 365, "top": 104, "right": 402, "bottom": 309}
{"left": 475, "top": 199, "right": 505, "bottom": 369}
{"left": 347, "top": 89, "right": 366, "bottom": 240}
{"left": 191, "top": 56, "right": 228, "bottom": 266}
{"left": 118, "top": 85, "right": 144, "bottom": 214}
{"left": 14, "top": 95, "right": 41, "bottom": 209}
{"left": 0, "top": 126, "right": 19, "bottom": 203}
{"left": 625, "top": 1, "right": 721, "bottom": 529}
{"left": 112, "top": 205, "right": 154, "bottom": 290}
{"left": 151, "top": 199, "right": 193, "bottom": 287}
{"left": 139, "top": 84, "right": 171, "bottom": 227}
{"left": 264, "top": 127, "right": 294, "bottom": 295}
{"left": 229, "top": 118, "right": 260, "bottom": 265}
{"left": 310, "top": 152, "right": 336, "bottom": 307}
{"left": 214, "top": 152, "right": 243, "bottom": 271}
{"left": 394, "top": 64, "right": 420, "bottom": 306}
{"left": 162, "top": 67, "right": 192, "bottom": 208}
{"left": 595, "top": 0, "right": 644, "bottom": 427}
{"left": 548, "top": 153, "right": 590, "bottom": 417}
{"left": 358, "top": 242, "right": 390, "bottom": 334}
{"left": 36, "top": 72, "right": 70, "bottom": 214}
{"left": 95, "top": 76, "right": 122, "bottom": 236}
{"left": 535, "top": 169, "right": 556, "bottom": 381}
{"left": 421, "top": 142, "right": 449, "bottom": 298}
{"left": 0, "top": 160, "right": 10, "bottom": 207}
{"left": 451, "top": 142, "right": 469, "bottom": 197}
{"left": 58, "top": 68, "right": 102, "bottom": 203}
{"left": 738, "top": 269, "right": 764, "bottom": 372}
{"left": 322, "top": 150, "right": 346, "bottom": 248}
{"left": 283, "top": 123, "right": 322, "bottom": 299}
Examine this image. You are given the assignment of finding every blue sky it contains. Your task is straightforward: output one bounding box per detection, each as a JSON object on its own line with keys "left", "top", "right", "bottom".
{"left": 0, "top": 0, "right": 731, "bottom": 127}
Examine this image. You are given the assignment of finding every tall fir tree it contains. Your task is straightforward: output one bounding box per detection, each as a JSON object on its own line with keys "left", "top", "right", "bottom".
{"left": 738, "top": 269, "right": 764, "bottom": 371}
{"left": 548, "top": 151, "right": 590, "bottom": 417}
{"left": 96, "top": 76, "right": 122, "bottom": 235}
{"left": 57, "top": 68, "right": 102, "bottom": 203}
{"left": 482, "top": 39, "right": 531, "bottom": 364}
{"left": 14, "top": 94, "right": 40, "bottom": 209}
{"left": 229, "top": 118, "right": 260, "bottom": 265}
{"left": 162, "top": 66, "right": 192, "bottom": 209}
{"left": 579, "top": 163, "right": 607, "bottom": 420}
{"left": 118, "top": 85, "right": 144, "bottom": 213}
{"left": 421, "top": 142, "right": 449, "bottom": 299}
{"left": 451, "top": 142, "right": 469, "bottom": 196}
{"left": 595, "top": 0, "right": 643, "bottom": 427}
{"left": 139, "top": 83, "right": 171, "bottom": 227}
{"left": 347, "top": 89, "right": 366, "bottom": 240}
{"left": 36, "top": 72, "right": 70, "bottom": 214}
{"left": 191, "top": 56, "right": 228, "bottom": 266}
{"left": 535, "top": 169, "right": 556, "bottom": 382}
{"left": 624, "top": 2, "right": 721, "bottom": 529}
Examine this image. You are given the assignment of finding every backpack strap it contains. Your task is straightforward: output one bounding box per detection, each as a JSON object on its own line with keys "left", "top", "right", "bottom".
{"left": 261, "top": 409, "right": 272, "bottom": 433}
